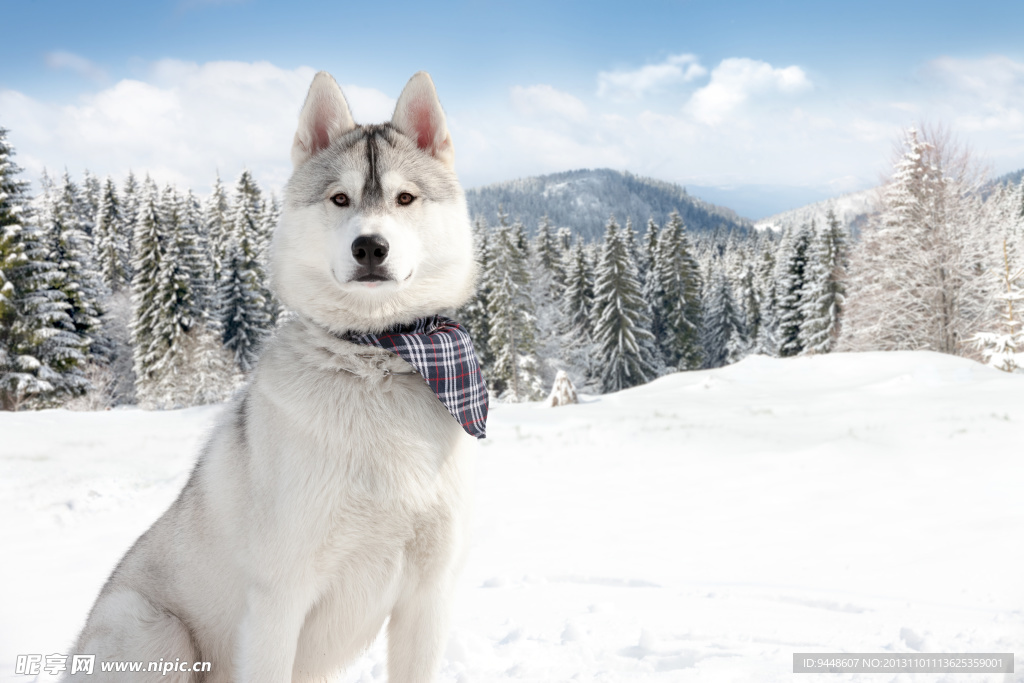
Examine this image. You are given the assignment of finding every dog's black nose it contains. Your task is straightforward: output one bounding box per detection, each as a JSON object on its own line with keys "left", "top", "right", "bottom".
{"left": 351, "top": 234, "right": 389, "bottom": 268}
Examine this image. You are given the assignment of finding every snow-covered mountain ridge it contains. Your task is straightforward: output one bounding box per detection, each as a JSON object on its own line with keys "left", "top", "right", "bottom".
{"left": 465, "top": 168, "right": 753, "bottom": 240}
{"left": 754, "top": 187, "right": 876, "bottom": 235}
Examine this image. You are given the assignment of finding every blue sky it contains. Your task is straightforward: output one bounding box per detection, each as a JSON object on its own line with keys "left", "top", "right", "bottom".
{"left": 3, "top": 0, "right": 1024, "bottom": 218}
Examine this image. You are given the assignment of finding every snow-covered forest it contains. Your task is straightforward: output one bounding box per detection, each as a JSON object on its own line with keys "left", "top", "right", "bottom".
{"left": 1, "top": 124, "right": 1023, "bottom": 412}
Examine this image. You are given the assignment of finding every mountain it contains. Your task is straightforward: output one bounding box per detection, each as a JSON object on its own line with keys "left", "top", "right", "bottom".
{"left": 465, "top": 168, "right": 753, "bottom": 241}
{"left": 754, "top": 187, "right": 876, "bottom": 236}
{"left": 992, "top": 168, "right": 1024, "bottom": 187}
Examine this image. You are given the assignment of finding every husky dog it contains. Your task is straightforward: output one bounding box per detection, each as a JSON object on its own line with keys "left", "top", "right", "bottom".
{"left": 67, "top": 71, "right": 479, "bottom": 682}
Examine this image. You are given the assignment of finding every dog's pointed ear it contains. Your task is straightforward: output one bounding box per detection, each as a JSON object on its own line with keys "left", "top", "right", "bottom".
{"left": 292, "top": 71, "right": 357, "bottom": 168}
{"left": 391, "top": 72, "right": 454, "bottom": 168}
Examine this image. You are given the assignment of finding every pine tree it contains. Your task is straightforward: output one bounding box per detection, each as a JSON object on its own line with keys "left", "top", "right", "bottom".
{"left": 841, "top": 126, "right": 990, "bottom": 356}
{"left": 799, "top": 210, "right": 848, "bottom": 354}
{"left": 130, "top": 177, "right": 166, "bottom": 403}
{"left": 753, "top": 243, "right": 779, "bottom": 354}
{"left": 972, "top": 238, "right": 1024, "bottom": 372}
{"left": 531, "top": 215, "right": 562, "bottom": 294}
{"left": 639, "top": 217, "right": 659, "bottom": 285}
{"left": 220, "top": 170, "right": 270, "bottom": 372}
{"left": 648, "top": 212, "right": 703, "bottom": 370}
{"left": 775, "top": 222, "right": 812, "bottom": 356}
{"left": 145, "top": 186, "right": 196, "bottom": 404}
{"left": 121, "top": 171, "right": 140, "bottom": 281}
{"left": 527, "top": 214, "right": 565, "bottom": 391}
{"left": 204, "top": 173, "right": 232, "bottom": 290}
{"left": 736, "top": 258, "right": 761, "bottom": 352}
{"left": 79, "top": 170, "right": 101, "bottom": 238}
{"left": 485, "top": 215, "right": 542, "bottom": 400}
{"left": 590, "top": 215, "right": 658, "bottom": 392}
{"left": 1, "top": 129, "right": 88, "bottom": 408}
{"left": 561, "top": 239, "right": 594, "bottom": 339}
{"left": 181, "top": 189, "right": 216, "bottom": 323}
{"left": 94, "top": 176, "right": 129, "bottom": 292}
{"left": 258, "top": 192, "right": 283, "bottom": 325}
{"left": 702, "top": 271, "right": 745, "bottom": 368}
{"left": 39, "top": 171, "right": 104, "bottom": 350}
{"left": 457, "top": 217, "right": 493, "bottom": 370}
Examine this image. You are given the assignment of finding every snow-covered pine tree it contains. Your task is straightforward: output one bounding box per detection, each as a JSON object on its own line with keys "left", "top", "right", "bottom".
{"left": 510, "top": 217, "right": 530, "bottom": 260}
{"left": 651, "top": 212, "right": 704, "bottom": 370}
{"left": 220, "top": 170, "right": 270, "bottom": 372}
{"left": 457, "top": 216, "right": 493, "bottom": 370}
{"left": 79, "top": 170, "right": 101, "bottom": 238}
{"left": 841, "top": 126, "right": 990, "bottom": 356}
{"left": 40, "top": 171, "right": 104, "bottom": 353}
{"left": 775, "top": 221, "right": 812, "bottom": 357}
{"left": 258, "top": 192, "right": 283, "bottom": 325}
{"left": 527, "top": 214, "right": 565, "bottom": 390}
{"left": 590, "top": 215, "right": 658, "bottom": 392}
{"left": 642, "top": 219, "right": 666, "bottom": 350}
{"left": 0, "top": 128, "right": 88, "bottom": 408}
{"left": 142, "top": 185, "right": 198, "bottom": 407}
{"left": 640, "top": 217, "right": 659, "bottom": 286}
{"left": 560, "top": 238, "right": 594, "bottom": 339}
{"left": 701, "top": 270, "right": 745, "bottom": 368}
{"left": 181, "top": 188, "right": 216, "bottom": 323}
{"left": 556, "top": 227, "right": 573, "bottom": 255}
{"left": 164, "top": 325, "right": 238, "bottom": 406}
{"left": 972, "top": 238, "right": 1023, "bottom": 373}
{"left": 623, "top": 216, "right": 641, "bottom": 268}
{"left": 531, "top": 215, "right": 564, "bottom": 298}
{"left": 735, "top": 257, "right": 761, "bottom": 354}
{"left": 94, "top": 176, "right": 129, "bottom": 292}
{"left": 203, "top": 173, "right": 232, "bottom": 309}
{"left": 139, "top": 184, "right": 236, "bottom": 407}
{"left": 130, "top": 177, "right": 166, "bottom": 403}
{"left": 120, "top": 171, "right": 139, "bottom": 282}
{"left": 556, "top": 237, "right": 598, "bottom": 387}
{"left": 799, "top": 209, "right": 848, "bottom": 354}
{"left": 753, "top": 242, "right": 779, "bottom": 354}
{"left": 485, "top": 214, "right": 543, "bottom": 401}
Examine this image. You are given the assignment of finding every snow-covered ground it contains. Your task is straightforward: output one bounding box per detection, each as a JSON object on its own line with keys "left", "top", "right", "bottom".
{"left": 2, "top": 351, "right": 1022, "bottom": 682}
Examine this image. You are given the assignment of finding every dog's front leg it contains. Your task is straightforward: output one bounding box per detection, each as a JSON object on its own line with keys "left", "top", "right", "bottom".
{"left": 236, "top": 586, "right": 311, "bottom": 682}
{"left": 386, "top": 581, "right": 454, "bottom": 683}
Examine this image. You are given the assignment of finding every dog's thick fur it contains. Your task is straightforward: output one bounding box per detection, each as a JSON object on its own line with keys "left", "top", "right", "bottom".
{"left": 66, "top": 71, "right": 478, "bottom": 682}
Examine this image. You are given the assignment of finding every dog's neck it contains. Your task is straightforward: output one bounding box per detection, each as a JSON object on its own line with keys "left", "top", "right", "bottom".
{"left": 288, "top": 315, "right": 416, "bottom": 380}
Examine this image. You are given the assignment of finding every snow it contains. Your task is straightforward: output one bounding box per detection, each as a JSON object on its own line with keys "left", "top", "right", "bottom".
{"left": 2, "top": 350, "right": 1022, "bottom": 682}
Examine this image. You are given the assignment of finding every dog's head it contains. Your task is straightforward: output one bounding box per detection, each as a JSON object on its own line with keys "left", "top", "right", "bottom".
{"left": 272, "top": 71, "right": 477, "bottom": 333}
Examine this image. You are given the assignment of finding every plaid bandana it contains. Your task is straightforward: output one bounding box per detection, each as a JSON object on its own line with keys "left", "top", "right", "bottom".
{"left": 344, "top": 315, "right": 488, "bottom": 439}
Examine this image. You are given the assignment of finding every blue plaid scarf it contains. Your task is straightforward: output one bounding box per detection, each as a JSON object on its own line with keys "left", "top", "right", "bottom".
{"left": 343, "top": 315, "right": 488, "bottom": 439}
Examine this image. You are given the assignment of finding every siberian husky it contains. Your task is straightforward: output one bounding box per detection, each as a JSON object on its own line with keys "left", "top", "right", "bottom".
{"left": 66, "top": 71, "right": 480, "bottom": 682}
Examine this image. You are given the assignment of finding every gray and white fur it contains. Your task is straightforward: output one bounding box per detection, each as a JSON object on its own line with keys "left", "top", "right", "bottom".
{"left": 65, "top": 71, "right": 479, "bottom": 683}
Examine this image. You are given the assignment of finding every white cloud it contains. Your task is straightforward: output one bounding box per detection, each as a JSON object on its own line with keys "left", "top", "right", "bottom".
{"left": 597, "top": 54, "right": 707, "bottom": 101}
{"left": 0, "top": 60, "right": 394, "bottom": 195}
{"left": 45, "top": 51, "right": 107, "bottom": 82}
{"left": 686, "top": 58, "right": 811, "bottom": 125}
{"left": 12, "top": 53, "right": 1024, "bottom": 219}
{"left": 510, "top": 84, "right": 588, "bottom": 122}
{"left": 924, "top": 56, "right": 1024, "bottom": 133}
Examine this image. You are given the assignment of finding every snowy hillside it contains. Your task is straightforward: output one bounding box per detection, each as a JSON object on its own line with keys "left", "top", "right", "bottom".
{"left": 465, "top": 169, "right": 752, "bottom": 241}
{"left": 755, "top": 188, "right": 876, "bottom": 236}
{"left": 2, "top": 351, "right": 1023, "bottom": 682}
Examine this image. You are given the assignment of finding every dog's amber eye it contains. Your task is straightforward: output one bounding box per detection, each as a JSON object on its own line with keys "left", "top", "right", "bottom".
{"left": 397, "top": 192, "right": 415, "bottom": 206}
{"left": 330, "top": 193, "right": 349, "bottom": 207}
